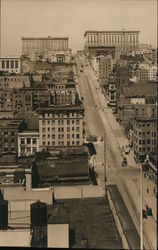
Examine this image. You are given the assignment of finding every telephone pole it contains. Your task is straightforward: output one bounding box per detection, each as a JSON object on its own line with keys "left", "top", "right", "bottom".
{"left": 104, "top": 134, "right": 107, "bottom": 197}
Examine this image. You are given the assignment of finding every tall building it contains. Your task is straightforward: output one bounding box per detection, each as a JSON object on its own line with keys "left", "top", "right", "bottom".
{"left": 37, "top": 104, "right": 84, "bottom": 149}
{"left": 0, "top": 57, "right": 21, "bottom": 74}
{"left": 84, "top": 30, "right": 140, "bottom": 59}
{"left": 21, "top": 36, "right": 71, "bottom": 62}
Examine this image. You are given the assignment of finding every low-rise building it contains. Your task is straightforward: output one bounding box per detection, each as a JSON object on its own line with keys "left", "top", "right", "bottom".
{"left": 18, "top": 130, "right": 39, "bottom": 157}
{"left": 37, "top": 104, "right": 84, "bottom": 149}
{"left": 0, "top": 75, "right": 31, "bottom": 89}
{"left": 0, "top": 57, "right": 21, "bottom": 74}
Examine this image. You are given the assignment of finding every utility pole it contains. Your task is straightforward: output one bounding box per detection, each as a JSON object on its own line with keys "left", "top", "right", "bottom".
{"left": 140, "top": 164, "right": 143, "bottom": 250}
{"left": 104, "top": 134, "right": 107, "bottom": 197}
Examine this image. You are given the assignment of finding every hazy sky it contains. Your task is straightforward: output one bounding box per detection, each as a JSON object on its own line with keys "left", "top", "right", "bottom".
{"left": 1, "top": 0, "right": 157, "bottom": 56}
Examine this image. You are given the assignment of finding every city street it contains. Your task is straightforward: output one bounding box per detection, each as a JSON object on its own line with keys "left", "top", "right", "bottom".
{"left": 74, "top": 53, "right": 157, "bottom": 250}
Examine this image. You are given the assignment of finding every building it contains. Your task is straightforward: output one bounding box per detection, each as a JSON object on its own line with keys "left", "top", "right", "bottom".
{"left": 48, "top": 79, "right": 77, "bottom": 105}
{"left": 0, "top": 57, "right": 21, "bottom": 74}
{"left": 43, "top": 49, "right": 72, "bottom": 63}
{"left": 12, "top": 88, "right": 33, "bottom": 112}
{"left": 22, "top": 36, "right": 69, "bottom": 61}
{"left": 133, "top": 104, "right": 157, "bottom": 161}
{"left": 84, "top": 30, "right": 140, "bottom": 59}
{"left": 0, "top": 75, "right": 31, "bottom": 89}
{"left": 18, "top": 130, "right": 39, "bottom": 157}
{"left": 151, "top": 48, "right": 157, "bottom": 65}
{"left": 107, "top": 74, "right": 117, "bottom": 109}
{"left": 136, "top": 68, "right": 149, "bottom": 83}
{"left": 0, "top": 89, "right": 13, "bottom": 112}
{"left": 37, "top": 104, "right": 84, "bottom": 149}
{"left": 0, "top": 119, "right": 26, "bottom": 154}
{"left": 32, "top": 147, "right": 89, "bottom": 187}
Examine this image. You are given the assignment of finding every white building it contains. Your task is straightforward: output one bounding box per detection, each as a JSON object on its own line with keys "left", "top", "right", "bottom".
{"left": 18, "top": 131, "right": 39, "bottom": 157}
{"left": 0, "top": 57, "right": 21, "bottom": 74}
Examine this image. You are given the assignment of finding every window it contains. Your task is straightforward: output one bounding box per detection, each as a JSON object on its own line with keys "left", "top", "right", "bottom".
{"left": 76, "top": 120, "right": 79, "bottom": 125}
{"left": 52, "top": 120, "right": 55, "bottom": 125}
{"left": 32, "top": 138, "right": 37, "bottom": 144}
{"left": 11, "top": 132, "right": 14, "bottom": 136}
{"left": 48, "top": 127, "right": 50, "bottom": 132}
{"left": 42, "top": 120, "right": 46, "bottom": 125}
{"left": 21, "top": 138, "right": 25, "bottom": 144}
{"left": 72, "top": 127, "right": 74, "bottom": 131}
{"left": 11, "top": 138, "right": 14, "bottom": 143}
{"left": 67, "top": 127, "right": 70, "bottom": 132}
{"left": 67, "top": 120, "right": 70, "bottom": 125}
{"left": 27, "top": 147, "right": 31, "bottom": 152}
{"left": 76, "top": 127, "right": 79, "bottom": 132}
{"left": 67, "top": 141, "right": 70, "bottom": 146}
{"left": 72, "top": 120, "right": 74, "bottom": 124}
{"left": 15, "top": 60, "right": 18, "bottom": 68}
{"left": 42, "top": 141, "right": 46, "bottom": 146}
{"left": 52, "top": 127, "right": 55, "bottom": 133}
{"left": 4, "top": 132, "right": 8, "bottom": 136}
{"left": 11, "top": 60, "right": 14, "bottom": 68}
{"left": 52, "top": 134, "right": 55, "bottom": 139}
{"left": 147, "top": 139, "right": 150, "bottom": 144}
{"left": 2, "top": 61, "right": 5, "bottom": 68}
{"left": 6, "top": 61, "right": 9, "bottom": 68}
{"left": 33, "top": 147, "right": 37, "bottom": 153}
{"left": 72, "top": 134, "right": 74, "bottom": 138}
{"left": 76, "top": 134, "right": 80, "bottom": 139}
{"left": 76, "top": 141, "right": 80, "bottom": 145}
{"left": 42, "top": 128, "right": 46, "bottom": 133}
{"left": 47, "top": 120, "right": 50, "bottom": 125}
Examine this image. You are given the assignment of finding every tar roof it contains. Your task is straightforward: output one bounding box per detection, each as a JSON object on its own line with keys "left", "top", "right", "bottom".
{"left": 47, "top": 197, "right": 123, "bottom": 249}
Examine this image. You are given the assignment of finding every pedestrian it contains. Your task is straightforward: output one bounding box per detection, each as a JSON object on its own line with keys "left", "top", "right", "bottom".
{"left": 147, "top": 188, "right": 149, "bottom": 193}
{"left": 153, "top": 187, "right": 155, "bottom": 194}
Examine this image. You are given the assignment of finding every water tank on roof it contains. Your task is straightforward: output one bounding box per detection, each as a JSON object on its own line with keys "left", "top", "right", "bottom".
{"left": 0, "top": 199, "right": 8, "bottom": 229}
{"left": 31, "top": 201, "right": 47, "bottom": 227}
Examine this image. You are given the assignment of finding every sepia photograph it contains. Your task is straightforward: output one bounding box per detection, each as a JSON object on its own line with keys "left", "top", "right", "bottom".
{"left": 0, "top": 0, "right": 157, "bottom": 249}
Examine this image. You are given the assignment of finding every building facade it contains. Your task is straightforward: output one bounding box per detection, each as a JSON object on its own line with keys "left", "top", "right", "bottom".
{"left": 37, "top": 105, "right": 84, "bottom": 149}
{"left": 18, "top": 131, "right": 39, "bottom": 157}
{"left": 22, "top": 36, "right": 69, "bottom": 60}
{"left": 0, "top": 119, "right": 25, "bottom": 154}
{"left": 43, "top": 49, "right": 72, "bottom": 63}
{"left": 0, "top": 75, "right": 31, "bottom": 89}
{"left": 0, "top": 57, "right": 21, "bottom": 74}
{"left": 84, "top": 30, "right": 140, "bottom": 58}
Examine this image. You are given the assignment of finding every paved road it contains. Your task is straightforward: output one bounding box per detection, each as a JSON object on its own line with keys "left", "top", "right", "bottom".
{"left": 74, "top": 53, "right": 157, "bottom": 250}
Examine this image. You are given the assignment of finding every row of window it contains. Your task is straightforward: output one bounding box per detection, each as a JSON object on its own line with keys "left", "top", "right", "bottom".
{"left": 1, "top": 60, "right": 19, "bottom": 69}
{"left": 42, "top": 112, "right": 82, "bottom": 118}
{"left": 42, "top": 126, "right": 80, "bottom": 133}
{"left": 20, "top": 138, "right": 37, "bottom": 144}
{"left": 134, "top": 131, "right": 156, "bottom": 136}
{"left": 42, "top": 133, "right": 80, "bottom": 139}
{"left": 42, "top": 140, "right": 80, "bottom": 146}
{"left": 134, "top": 138, "right": 156, "bottom": 145}
{"left": 42, "top": 119, "right": 81, "bottom": 126}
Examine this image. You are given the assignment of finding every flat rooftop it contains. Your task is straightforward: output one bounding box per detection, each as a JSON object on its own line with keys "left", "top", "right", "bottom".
{"left": 47, "top": 197, "right": 123, "bottom": 249}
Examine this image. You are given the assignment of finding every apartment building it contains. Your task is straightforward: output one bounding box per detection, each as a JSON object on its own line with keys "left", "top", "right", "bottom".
{"left": 84, "top": 30, "right": 140, "bottom": 58}
{"left": 18, "top": 130, "right": 39, "bottom": 157}
{"left": 37, "top": 104, "right": 84, "bottom": 149}
{"left": 0, "top": 119, "right": 25, "bottom": 154}
{"left": 0, "top": 75, "right": 31, "bottom": 89}
{"left": 0, "top": 57, "right": 21, "bottom": 74}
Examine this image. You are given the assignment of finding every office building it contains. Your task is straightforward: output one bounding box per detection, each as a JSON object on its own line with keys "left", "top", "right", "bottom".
{"left": 84, "top": 30, "right": 140, "bottom": 59}
{"left": 37, "top": 104, "right": 84, "bottom": 150}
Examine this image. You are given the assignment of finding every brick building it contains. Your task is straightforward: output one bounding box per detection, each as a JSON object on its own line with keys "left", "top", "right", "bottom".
{"left": 37, "top": 104, "right": 84, "bottom": 150}
{"left": 0, "top": 119, "right": 26, "bottom": 154}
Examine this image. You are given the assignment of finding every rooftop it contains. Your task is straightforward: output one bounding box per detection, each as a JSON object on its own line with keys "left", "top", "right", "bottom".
{"left": 34, "top": 148, "right": 89, "bottom": 185}
{"left": 47, "top": 197, "right": 123, "bottom": 249}
{"left": 22, "top": 36, "right": 68, "bottom": 40}
{"left": 124, "top": 82, "right": 157, "bottom": 97}
{"left": 37, "top": 103, "right": 84, "bottom": 112}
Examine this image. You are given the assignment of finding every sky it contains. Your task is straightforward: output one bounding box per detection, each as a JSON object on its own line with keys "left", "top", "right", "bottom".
{"left": 0, "top": 0, "right": 157, "bottom": 56}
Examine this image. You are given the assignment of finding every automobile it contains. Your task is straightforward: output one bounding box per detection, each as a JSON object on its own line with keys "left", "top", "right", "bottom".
{"left": 143, "top": 209, "right": 148, "bottom": 219}
{"left": 122, "top": 157, "right": 127, "bottom": 167}
{"left": 146, "top": 205, "right": 153, "bottom": 216}
{"left": 80, "top": 69, "right": 83, "bottom": 72}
